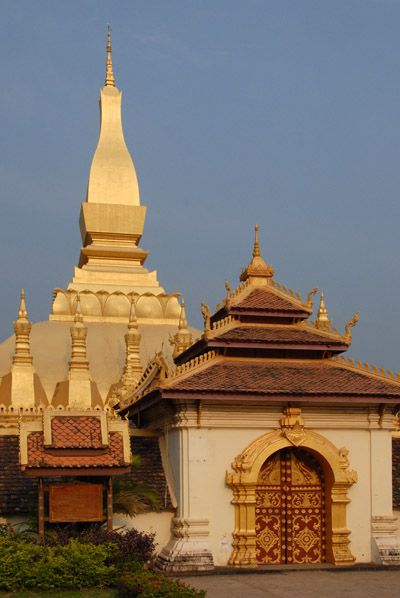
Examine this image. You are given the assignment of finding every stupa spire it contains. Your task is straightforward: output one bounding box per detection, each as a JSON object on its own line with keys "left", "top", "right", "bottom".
{"left": 240, "top": 225, "right": 275, "bottom": 284}
{"left": 68, "top": 295, "right": 92, "bottom": 408}
{"left": 315, "top": 291, "right": 331, "bottom": 332}
{"left": 10, "top": 289, "right": 46, "bottom": 409}
{"left": 50, "top": 32, "right": 179, "bottom": 327}
{"left": 13, "top": 289, "right": 33, "bottom": 367}
{"left": 105, "top": 25, "right": 116, "bottom": 87}
{"left": 69, "top": 295, "right": 90, "bottom": 378}
{"left": 121, "top": 300, "right": 142, "bottom": 387}
{"left": 106, "top": 300, "right": 143, "bottom": 406}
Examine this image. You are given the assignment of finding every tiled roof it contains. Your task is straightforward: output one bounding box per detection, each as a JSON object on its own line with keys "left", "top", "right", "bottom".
{"left": 27, "top": 431, "right": 125, "bottom": 469}
{"left": 232, "top": 288, "right": 310, "bottom": 315}
{"left": 50, "top": 416, "right": 103, "bottom": 449}
{"left": 169, "top": 360, "right": 400, "bottom": 398}
{"left": 213, "top": 326, "right": 346, "bottom": 347}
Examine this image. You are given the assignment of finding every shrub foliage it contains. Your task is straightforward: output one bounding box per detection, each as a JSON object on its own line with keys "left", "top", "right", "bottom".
{"left": 117, "top": 570, "right": 206, "bottom": 598}
{"left": 0, "top": 524, "right": 206, "bottom": 596}
{"left": 0, "top": 538, "right": 116, "bottom": 591}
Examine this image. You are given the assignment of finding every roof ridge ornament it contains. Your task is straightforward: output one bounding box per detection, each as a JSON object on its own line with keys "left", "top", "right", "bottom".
{"left": 344, "top": 311, "right": 359, "bottom": 341}
{"left": 105, "top": 25, "right": 116, "bottom": 87}
{"left": 314, "top": 290, "right": 331, "bottom": 332}
{"left": 240, "top": 225, "right": 275, "bottom": 284}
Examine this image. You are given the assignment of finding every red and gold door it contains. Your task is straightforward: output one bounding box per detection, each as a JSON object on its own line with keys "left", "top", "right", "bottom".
{"left": 255, "top": 448, "right": 325, "bottom": 564}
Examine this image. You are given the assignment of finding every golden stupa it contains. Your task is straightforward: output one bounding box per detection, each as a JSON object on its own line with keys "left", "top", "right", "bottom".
{"left": 0, "top": 29, "right": 198, "bottom": 405}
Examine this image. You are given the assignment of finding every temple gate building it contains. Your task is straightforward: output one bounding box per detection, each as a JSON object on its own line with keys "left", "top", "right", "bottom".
{"left": 119, "top": 227, "right": 400, "bottom": 570}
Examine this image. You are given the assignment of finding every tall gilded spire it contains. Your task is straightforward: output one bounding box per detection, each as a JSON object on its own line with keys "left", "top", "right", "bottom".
{"left": 240, "top": 225, "right": 275, "bottom": 284}
{"left": 105, "top": 25, "right": 116, "bottom": 87}
{"left": 315, "top": 291, "right": 331, "bottom": 332}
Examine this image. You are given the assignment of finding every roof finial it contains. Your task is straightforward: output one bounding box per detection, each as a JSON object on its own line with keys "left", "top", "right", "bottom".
{"left": 253, "top": 224, "right": 260, "bottom": 258}
{"left": 105, "top": 25, "right": 116, "bottom": 87}
{"left": 18, "top": 289, "right": 28, "bottom": 321}
{"left": 315, "top": 290, "right": 331, "bottom": 332}
{"left": 240, "top": 224, "right": 274, "bottom": 284}
{"left": 169, "top": 298, "right": 193, "bottom": 359}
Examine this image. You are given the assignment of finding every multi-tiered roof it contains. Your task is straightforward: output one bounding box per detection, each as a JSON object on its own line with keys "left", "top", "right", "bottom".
{"left": 119, "top": 227, "right": 400, "bottom": 419}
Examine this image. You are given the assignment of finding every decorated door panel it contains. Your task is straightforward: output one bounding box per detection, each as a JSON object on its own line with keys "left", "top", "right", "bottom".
{"left": 255, "top": 448, "right": 325, "bottom": 564}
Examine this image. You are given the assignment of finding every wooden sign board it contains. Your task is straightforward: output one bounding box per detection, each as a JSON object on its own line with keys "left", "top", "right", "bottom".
{"left": 49, "top": 483, "right": 103, "bottom": 522}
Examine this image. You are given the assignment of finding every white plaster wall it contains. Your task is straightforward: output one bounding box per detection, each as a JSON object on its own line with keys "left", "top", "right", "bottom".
{"left": 161, "top": 424, "right": 393, "bottom": 566}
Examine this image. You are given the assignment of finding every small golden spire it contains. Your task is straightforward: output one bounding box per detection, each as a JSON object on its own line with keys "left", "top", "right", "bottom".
{"left": 253, "top": 224, "right": 260, "bottom": 258}
{"left": 170, "top": 299, "right": 193, "bottom": 358}
{"left": 315, "top": 291, "right": 331, "bottom": 332}
{"left": 240, "top": 224, "right": 274, "bottom": 283}
{"left": 121, "top": 299, "right": 142, "bottom": 387}
{"left": 179, "top": 299, "right": 188, "bottom": 330}
{"left": 105, "top": 25, "right": 116, "bottom": 87}
{"left": 13, "top": 289, "right": 33, "bottom": 367}
{"left": 18, "top": 289, "right": 28, "bottom": 321}
{"left": 69, "top": 293, "right": 90, "bottom": 378}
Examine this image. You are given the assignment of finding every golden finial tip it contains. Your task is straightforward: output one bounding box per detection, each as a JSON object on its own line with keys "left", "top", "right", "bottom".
{"left": 105, "top": 25, "right": 116, "bottom": 87}
{"left": 253, "top": 224, "right": 260, "bottom": 258}
{"left": 17, "top": 288, "right": 28, "bottom": 320}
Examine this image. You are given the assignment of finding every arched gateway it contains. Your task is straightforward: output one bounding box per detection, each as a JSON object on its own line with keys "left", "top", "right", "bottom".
{"left": 256, "top": 447, "right": 326, "bottom": 564}
{"left": 226, "top": 424, "right": 358, "bottom": 567}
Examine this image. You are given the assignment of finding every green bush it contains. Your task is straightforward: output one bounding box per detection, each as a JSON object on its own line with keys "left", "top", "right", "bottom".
{"left": 40, "top": 524, "right": 156, "bottom": 563}
{"left": 0, "top": 538, "right": 117, "bottom": 591}
{"left": 117, "top": 570, "right": 206, "bottom": 598}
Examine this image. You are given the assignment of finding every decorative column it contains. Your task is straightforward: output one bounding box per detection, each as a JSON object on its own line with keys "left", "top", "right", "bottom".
{"left": 155, "top": 425, "right": 214, "bottom": 572}
{"left": 369, "top": 426, "right": 400, "bottom": 564}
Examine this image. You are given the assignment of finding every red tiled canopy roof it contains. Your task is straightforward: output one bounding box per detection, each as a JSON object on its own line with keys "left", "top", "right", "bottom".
{"left": 27, "top": 431, "right": 125, "bottom": 469}
{"left": 231, "top": 288, "right": 310, "bottom": 316}
{"left": 213, "top": 326, "right": 346, "bottom": 347}
{"left": 167, "top": 360, "right": 400, "bottom": 399}
{"left": 50, "top": 416, "right": 103, "bottom": 449}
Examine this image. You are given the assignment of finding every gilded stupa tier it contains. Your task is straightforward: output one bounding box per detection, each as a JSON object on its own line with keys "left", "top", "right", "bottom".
{"left": 50, "top": 29, "right": 180, "bottom": 323}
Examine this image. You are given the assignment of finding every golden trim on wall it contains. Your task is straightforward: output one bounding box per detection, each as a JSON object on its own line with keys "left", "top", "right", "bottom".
{"left": 226, "top": 410, "right": 357, "bottom": 567}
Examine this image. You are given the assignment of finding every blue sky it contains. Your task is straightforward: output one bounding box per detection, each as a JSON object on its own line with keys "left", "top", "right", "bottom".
{"left": 0, "top": 0, "right": 400, "bottom": 371}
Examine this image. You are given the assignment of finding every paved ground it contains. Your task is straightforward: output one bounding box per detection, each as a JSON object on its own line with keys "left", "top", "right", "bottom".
{"left": 182, "top": 570, "right": 400, "bottom": 597}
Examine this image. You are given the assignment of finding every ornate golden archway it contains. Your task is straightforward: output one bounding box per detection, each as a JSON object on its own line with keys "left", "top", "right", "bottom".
{"left": 226, "top": 408, "right": 358, "bottom": 567}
